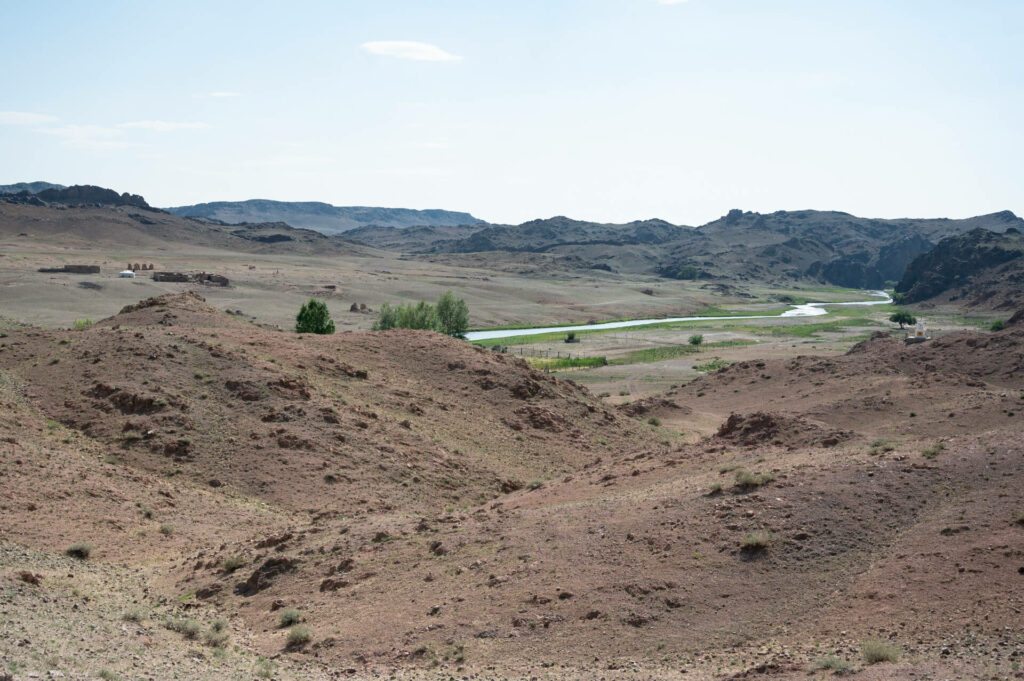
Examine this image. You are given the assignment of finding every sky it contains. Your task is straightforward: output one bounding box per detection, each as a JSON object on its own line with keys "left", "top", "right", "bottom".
{"left": 1, "top": 0, "right": 1021, "bottom": 225}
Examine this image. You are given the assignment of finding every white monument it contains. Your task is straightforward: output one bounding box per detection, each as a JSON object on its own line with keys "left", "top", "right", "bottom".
{"left": 905, "top": 320, "right": 929, "bottom": 344}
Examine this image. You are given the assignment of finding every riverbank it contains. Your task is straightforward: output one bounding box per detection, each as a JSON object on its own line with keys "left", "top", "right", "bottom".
{"left": 467, "top": 291, "right": 892, "bottom": 342}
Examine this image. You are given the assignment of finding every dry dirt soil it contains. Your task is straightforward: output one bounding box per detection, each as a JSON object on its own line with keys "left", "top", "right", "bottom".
{"left": 1, "top": 291, "right": 1022, "bottom": 680}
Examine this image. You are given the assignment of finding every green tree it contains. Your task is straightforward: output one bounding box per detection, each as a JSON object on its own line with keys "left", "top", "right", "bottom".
{"left": 372, "top": 303, "right": 398, "bottom": 331}
{"left": 675, "top": 265, "right": 699, "bottom": 280}
{"left": 295, "top": 299, "right": 335, "bottom": 334}
{"left": 688, "top": 334, "right": 704, "bottom": 347}
{"left": 889, "top": 311, "right": 916, "bottom": 329}
{"left": 397, "top": 301, "right": 436, "bottom": 330}
{"left": 435, "top": 291, "right": 470, "bottom": 338}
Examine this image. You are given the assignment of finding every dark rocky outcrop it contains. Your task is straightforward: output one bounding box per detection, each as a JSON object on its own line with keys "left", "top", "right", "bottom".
{"left": 896, "top": 228, "right": 1024, "bottom": 306}
{"left": 34, "top": 185, "right": 151, "bottom": 208}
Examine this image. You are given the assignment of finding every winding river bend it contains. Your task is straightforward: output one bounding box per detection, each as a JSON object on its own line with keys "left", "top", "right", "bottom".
{"left": 465, "top": 291, "right": 892, "bottom": 342}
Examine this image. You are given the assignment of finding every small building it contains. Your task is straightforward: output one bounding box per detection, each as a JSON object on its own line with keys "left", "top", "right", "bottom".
{"left": 119, "top": 270, "right": 136, "bottom": 278}
{"left": 905, "top": 320, "right": 930, "bottom": 344}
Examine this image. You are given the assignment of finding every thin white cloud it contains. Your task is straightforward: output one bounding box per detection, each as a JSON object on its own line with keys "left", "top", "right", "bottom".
{"left": 208, "top": 91, "right": 241, "bottom": 98}
{"left": 36, "top": 124, "right": 133, "bottom": 150}
{"left": 119, "top": 120, "right": 210, "bottom": 132}
{"left": 0, "top": 111, "right": 59, "bottom": 126}
{"left": 362, "top": 41, "right": 461, "bottom": 62}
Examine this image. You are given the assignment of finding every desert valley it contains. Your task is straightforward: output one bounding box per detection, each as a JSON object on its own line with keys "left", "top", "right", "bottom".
{"left": 1, "top": 183, "right": 1022, "bottom": 681}
{"left": 3, "top": 2, "right": 1023, "bottom": 679}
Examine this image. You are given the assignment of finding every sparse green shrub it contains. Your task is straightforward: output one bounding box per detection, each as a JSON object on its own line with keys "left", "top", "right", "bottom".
{"left": 120, "top": 430, "right": 142, "bottom": 444}
{"left": 295, "top": 298, "right": 335, "bottom": 334}
{"left": 815, "top": 655, "right": 853, "bottom": 673}
{"left": 1013, "top": 511, "right": 1024, "bottom": 526}
{"left": 708, "top": 482, "right": 724, "bottom": 495}
{"left": 598, "top": 391, "right": 611, "bottom": 398}
{"left": 73, "top": 318, "right": 94, "bottom": 330}
{"left": 97, "top": 669, "right": 120, "bottom": 681}
{"left": 921, "top": 441, "right": 945, "bottom": 459}
{"left": 688, "top": 334, "right": 704, "bottom": 347}
{"left": 122, "top": 608, "right": 145, "bottom": 622}
{"left": 205, "top": 629, "right": 230, "bottom": 648}
{"left": 66, "top": 542, "right": 94, "bottom": 559}
{"left": 740, "top": 532, "right": 774, "bottom": 552}
{"left": 286, "top": 624, "right": 312, "bottom": 647}
{"left": 693, "top": 357, "right": 730, "bottom": 373}
{"left": 647, "top": 416, "right": 661, "bottom": 426}
{"left": 165, "top": 617, "right": 201, "bottom": 639}
{"left": 220, "top": 555, "right": 245, "bottom": 573}
{"left": 734, "top": 470, "right": 775, "bottom": 489}
{"left": 159, "top": 523, "right": 174, "bottom": 536}
{"left": 211, "top": 618, "right": 228, "bottom": 632}
{"left": 278, "top": 609, "right": 302, "bottom": 627}
{"left": 861, "top": 639, "right": 900, "bottom": 664}
{"left": 991, "top": 320, "right": 1006, "bottom": 332}
{"left": 255, "top": 660, "right": 276, "bottom": 679}
{"left": 869, "top": 439, "right": 896, "bottom": 455}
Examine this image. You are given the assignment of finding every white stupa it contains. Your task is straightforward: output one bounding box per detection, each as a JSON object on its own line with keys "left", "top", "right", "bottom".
{"left": 905, "top": 320, "right": 930, "bottom": 344}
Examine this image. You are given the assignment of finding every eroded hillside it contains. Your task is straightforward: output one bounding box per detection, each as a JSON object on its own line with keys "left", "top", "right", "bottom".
{"left": 2, "top": 293, "right": 1022, "bottom": 680}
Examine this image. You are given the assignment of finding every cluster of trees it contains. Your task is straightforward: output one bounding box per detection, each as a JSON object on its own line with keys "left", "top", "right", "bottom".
{"left": 295, "top": 292, "right": 471, "bottom": 338}
{"left": 372, "top": 291, "right": 470, "bottom": 338}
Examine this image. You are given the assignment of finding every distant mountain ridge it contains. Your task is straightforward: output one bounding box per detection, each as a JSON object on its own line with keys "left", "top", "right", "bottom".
{"left": 360, "top": 208, "right": 1023, "bottom": 289}
{"left": 0, "top": 181, "right": 66, "bottom": 194}
{"left": 165, "top": 199, "right": 483, "bottom": 235}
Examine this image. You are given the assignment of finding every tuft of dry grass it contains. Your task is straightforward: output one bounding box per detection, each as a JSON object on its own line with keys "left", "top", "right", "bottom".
{"left": 286, "top": 624, "right": 312, "bottom": 647}
{"left": 740, "top": 531, "right": 774, "bottom": 552}
{"left": 861, "top": 639, "right": 900, "bottom": 664}
{"left": 734, "top": 469, "right": 775, "bottom": 490}
{"left": 66, "top": 542, "right": 94, "bottom": 559}
{"left": 278, "top": 609, "right": 302, "bottom": 627}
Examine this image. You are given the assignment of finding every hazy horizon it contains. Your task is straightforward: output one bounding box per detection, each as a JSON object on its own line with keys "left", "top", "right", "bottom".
{"left": 2, "top": 0, "right": 1022, "bottom": 225}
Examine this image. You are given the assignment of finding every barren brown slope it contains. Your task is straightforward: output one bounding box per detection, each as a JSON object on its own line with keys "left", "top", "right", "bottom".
{"left": 0, "top": 201, "right": 371, "bottom": 255}
{"left": 159, "top": 321, "right": 1023, "bottom": 677}
{"left": 2, "top": 294, "right": 1023, "bottom": 680}
{"left": 0, "top": 292, "right": 654, "bottom": 518}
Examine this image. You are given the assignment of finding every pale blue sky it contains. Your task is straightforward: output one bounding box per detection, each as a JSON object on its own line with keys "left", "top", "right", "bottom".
{"left": 1, "top": 0, "right": 1021, "bottom": 224}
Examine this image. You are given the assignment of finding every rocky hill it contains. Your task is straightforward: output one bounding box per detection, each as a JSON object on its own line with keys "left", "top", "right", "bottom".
{"left": 896, "top": 227, "right": 1024, "bottom": 309}
{"left": 2, "top": 291, "right": 1023, "bottom": 679}
{"left": 0, "top": 181, "right": 65, "bottom": 194}
{"left": 2, "top": 184, "right": 152, "bottom": 209}
{"left": 365, "top": 208, "right": 1024, "bottom": 288}
{"left": 0, "top": 199, "right": 373, "bottom": 255}
{"left": 165, "top": 199, "right": 483, "bottom": 235}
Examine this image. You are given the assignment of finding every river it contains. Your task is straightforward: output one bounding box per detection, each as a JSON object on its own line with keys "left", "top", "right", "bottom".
{"left": 464, "top": 291, "right": 892, "bottom": 341}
